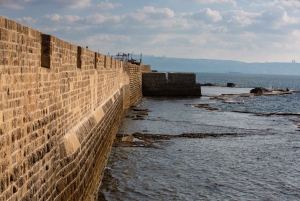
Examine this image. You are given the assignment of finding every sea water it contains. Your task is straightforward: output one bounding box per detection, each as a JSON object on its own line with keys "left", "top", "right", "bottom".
{"left": 97, "top": 73, "right": 300, "bottom": 201}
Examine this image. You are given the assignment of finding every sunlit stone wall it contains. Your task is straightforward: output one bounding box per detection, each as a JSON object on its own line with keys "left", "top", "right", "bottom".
{"left": 0, "top": 16, "right": 144, "bottom": 201}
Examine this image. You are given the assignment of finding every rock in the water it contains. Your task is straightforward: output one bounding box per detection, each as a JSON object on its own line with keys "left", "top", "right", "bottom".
{"left": 186, "top": 103, "right": 210, "bottom": 107}
{"left": 250, "top": 87, "right": 263, "bottom": 94}
{"left": 205, "top": 107, "right": 219, "bottom": 111}
{"left": 227, "top": 83, "right": 236, "bottom": 87}
{"left": 132, "top": 117, "right": 145, "bottom": 120}
{"left": 136, "top": 114, "right": 146, "bottom": 117}
{"left": 133, "top": 107, "right": 148, "bottom": 111}
{"left": 135, "top": 111, "right": 148, "bottom": 116}
{"left": 201, "top": 83, "right": 215, "bottom": 86}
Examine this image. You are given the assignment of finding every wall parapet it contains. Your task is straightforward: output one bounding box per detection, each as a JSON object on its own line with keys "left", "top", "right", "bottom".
{"left": 0, "top": 16, "right": 146, "bottom": 201}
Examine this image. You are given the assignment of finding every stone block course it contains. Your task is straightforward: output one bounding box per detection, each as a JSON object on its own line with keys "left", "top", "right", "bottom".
{"left": 0, "top": 16, "right": 147, "bottom": 201}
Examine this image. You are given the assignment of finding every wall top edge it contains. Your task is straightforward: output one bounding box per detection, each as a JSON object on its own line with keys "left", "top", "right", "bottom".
{"left": 143, "top": 72, "right": 195, "bottom": 75}
{"left": 143, "top": 72, "right": 166, "bottom": 74}
{"left": 0, "top": 16, "right": 144, "bottom": 66}
{"left": 168, "top": 72, "right": 196, "bottom": 75}
{"left": 0, "top": 15, "right": 41, "bottom": 37}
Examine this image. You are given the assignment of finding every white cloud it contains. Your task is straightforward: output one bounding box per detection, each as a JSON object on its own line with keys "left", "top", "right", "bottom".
{"left": 185, "top": 0, "right": 237, "bottom": 6}
{"left": 5, "top": 1, "right": 300, "bottom": 62}
{"left": 0, "top": 0, "right": 30, "bottom": 9}
{"left": 85, "top": 13, "right": 120, "bottom": 24}
{"left": 0, "top": 0, "right": 92, "bottom": 9}
{"left": 64, "top": 15, "right": 82, "bottom": 23}
{"left": 85, "top": 34, "right": 131, "bottom": 44}
{"left": 78, "top": 34, "right": 133, "bottom": 55}
{"left": 141, "top": 6, "right": 175, "bottom": 19}
{"left": 282, "top": 12, "right": 300, "bottom": 24}
{"left": 120, "top": 6, "right": 178, "bottom": 30}
{"left": 52, "top": 0, "right": 91, "bottom": 9}
{"left": 149, "top": 34, "right": 177, "bottom": 45}
{"left": 222, "top": 10, "right": 260, "bottom": 27}
{"left": 37, "top": 14, "right": 83, "bottom": 26}
{"left": 190, "top": 8, "right": 222, "bottom": 23}
{"left": 251, "top": 0, "right": 300, "bottom": 11}
{"left": 124, "top": 12, "right": 147, "bottom": 22}
{"left": 15, "top": 17, "right": 36, "bottom": 24}
{"left": 44, "top": 14, "right": 61, "bottom": 21}
{"left": 256, "top": 9, "right": 300, "bottom": 31}
{"left": 96, "top": 1, "right": 122, "bottom": 10}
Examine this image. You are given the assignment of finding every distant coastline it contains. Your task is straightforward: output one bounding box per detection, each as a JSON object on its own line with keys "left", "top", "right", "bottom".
{"left": 142, "top": 55, "right": 300, "bottom": 75}
{"left": 228, "top": 71, "right": 241, "bottom": 74}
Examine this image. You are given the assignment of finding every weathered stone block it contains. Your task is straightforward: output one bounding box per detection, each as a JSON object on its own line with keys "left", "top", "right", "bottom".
{"left": 0, "top": 28, "right": 8, "bottom": 41}
{"left": 0, "top": 17, "right": 5, "bottom": 28}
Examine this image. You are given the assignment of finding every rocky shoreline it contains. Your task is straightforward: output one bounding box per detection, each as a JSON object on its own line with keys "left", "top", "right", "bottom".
{"left": 112, "top": 131, "right": 280, "bottom": 147}
{"left": 113, "top": 86, "right": 298, "bottom": 148}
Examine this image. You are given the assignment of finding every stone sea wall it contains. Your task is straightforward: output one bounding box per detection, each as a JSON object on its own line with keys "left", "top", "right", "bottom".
{"left": 142, "top": 72, "right": 201, "bottom": 96}
{"left": 0, "top": 16, "right": 144, "bottom": 201}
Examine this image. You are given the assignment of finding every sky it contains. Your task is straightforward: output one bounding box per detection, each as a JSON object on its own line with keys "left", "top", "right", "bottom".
{"left": 1, "top": 0, "right": 300, "bottom": 63}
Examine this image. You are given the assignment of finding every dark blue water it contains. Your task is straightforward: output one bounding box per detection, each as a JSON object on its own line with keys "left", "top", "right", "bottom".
{"left": 98, "top": 73, "right": 300, "bottom": 201}
{"left": 196, "top": 73, "right": 300, "bottom": 90}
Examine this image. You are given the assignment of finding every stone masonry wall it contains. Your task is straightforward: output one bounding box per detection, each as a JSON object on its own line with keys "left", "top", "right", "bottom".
{"left": 141, "top": 65, "right": 151, "bottom": 72}
{"left": 125, "top": 63, "right": 142, "bottom": 104}
{"left": 0, "top": 16, "right": 144, "bottom": 201}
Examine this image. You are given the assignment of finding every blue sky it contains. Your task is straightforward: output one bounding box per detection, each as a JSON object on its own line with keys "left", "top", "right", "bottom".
{"left": 1, "top": 0, "right": 300, "bottom": 62}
